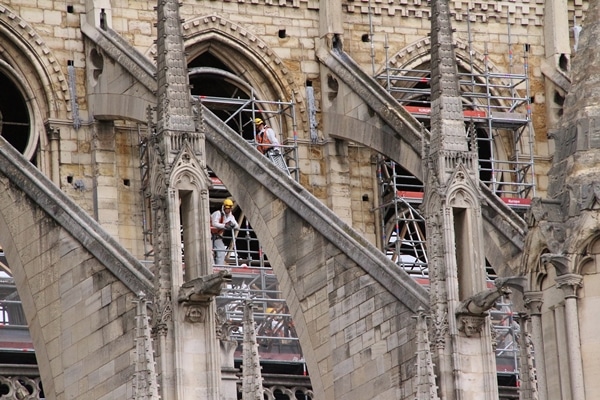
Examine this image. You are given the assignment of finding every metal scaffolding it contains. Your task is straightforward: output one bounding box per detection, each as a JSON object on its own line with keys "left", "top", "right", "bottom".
{"left": 376, "top": 37, "right": 536, "bottom": 206}
{"left": 197, "top": 94, "right": 305, "bottom": 362}
{"left": 195, "top": 95, "right": 301, "bottom": 182}
{"left": 376, "top": 158, "right": 428, "bottom": 280}
{"left": 213, "top": 219, "right": 302, "bottom": 362}
{"left": 372, "top": 31, "right": 531, "bottom": 387}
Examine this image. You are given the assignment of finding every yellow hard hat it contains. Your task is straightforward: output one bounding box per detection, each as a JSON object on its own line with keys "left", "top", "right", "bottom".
{"left": 254, "top": 118, "right": 264, "bottom": 125}
{"left": 223, "top": 198, "right": 234, "bottom": 208}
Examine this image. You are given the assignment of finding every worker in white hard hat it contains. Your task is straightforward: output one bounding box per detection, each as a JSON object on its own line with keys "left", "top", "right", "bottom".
{"left": 210, "top": 198, "right": 239, "bottom": 265}
{"left": 255, "top": 117, "right": 281, "bottom": 156}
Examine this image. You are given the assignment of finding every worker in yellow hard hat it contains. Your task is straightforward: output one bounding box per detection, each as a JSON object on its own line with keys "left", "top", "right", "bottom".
{"left": 255, "top": 117, "right": 281, "bottom": 155}
{"left": 210, "top": 198, "right": 239, "bottom": 265}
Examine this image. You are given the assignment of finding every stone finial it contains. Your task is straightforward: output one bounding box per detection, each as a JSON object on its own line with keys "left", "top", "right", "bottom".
{"left": 241, "top": 300, "right": 265, "bottom": 400}
{"left": 413, "top": 307, "right": 441, "bottom": 400}
{"left": 155, "top": 0, "right": 195, "bottom": 134}
{"left": 428, "top": 0, "right": 468, "bottom": 156}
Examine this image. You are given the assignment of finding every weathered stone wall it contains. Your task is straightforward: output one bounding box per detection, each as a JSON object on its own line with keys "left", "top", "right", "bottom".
{"left": 0, "top": 137, "right": 154, "bottom": 400}
{"left": 1, "top": 0, "right": 565, "bottom": 246}
{"left": 114, "top": 123, "right": 148, "bottom": 260}
{"left": 0, "top": 1, "right": 591, "bottom": 399}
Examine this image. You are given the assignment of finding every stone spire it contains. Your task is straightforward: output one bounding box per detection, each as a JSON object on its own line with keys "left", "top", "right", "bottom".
{"left": 241, "top": 300, "right": 265, "bottom": 400}
{"left": 428, "top": 0, "right": 469, "bottom": 158}
{"left": 414, "top": 307, "right": 440, "bottom": 400}
{"left": 422, "top": 1, "right": 499, "bottom": 399}
{"left": 150, "top": 0, "right": 218, "bottom": 399}
{"left": 155, "top": 0, "right": 195, "bottom": 135}
{"left": 133, "top": 293, "right": 160, "bottom": 400}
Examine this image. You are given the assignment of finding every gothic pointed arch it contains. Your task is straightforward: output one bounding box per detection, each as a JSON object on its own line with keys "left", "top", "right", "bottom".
{"left": 446, "top": 167, "right": 482, "bottom": 209}
{"left": 532, "top": 251, "right": 549, "bottom": 291}
{"left": 155, "top": 14, "right": 307, "bottom": 136}
{"left": 382, "top": 36, "right": 519, "bottom": 184}
{"left": 574, "top": 234, "right": 600, "bottom": 276}
{"left": 385, "top": 37, "right": 505, "bottom": 83}
{"left": 169, "top": 141, "right": 212, "bottom": 190}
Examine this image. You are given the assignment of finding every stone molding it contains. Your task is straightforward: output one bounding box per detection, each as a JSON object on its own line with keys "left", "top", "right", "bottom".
{"left": 343, "top": 0, "right": 552, "bottom": 26}
{"left": 207, "top": 0, "right": 318, "bottom": 7}
{"left": 176, "top": 15, "right": 295, "bottom": 90}
{"left": 555, "top": 273, "right": 583, "bottom": 299}
{"left": 0, "top": 5, "right": 69, "bottom": 115}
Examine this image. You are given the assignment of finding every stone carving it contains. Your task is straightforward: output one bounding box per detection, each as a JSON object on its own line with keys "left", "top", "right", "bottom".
{"left": 216, "top": 306, "right": 237, "bottom": 340}
{"left": 458, "top": 314, "right": 487, "bottom": 337}
{"left": 185, "top": 304, "right": 207, "bottom": 323}
{"left": 540, "top": 253, "right": 570, "bottom": 275}
{"left": 490, "top": 323, "right": 498, "bottom": 350}
{"left": 456, "top": 276, "right": 526, "bottom": 317}
{"left": 455, "top": 275, "right": 526, "bottom": 337}
{"left": 579, "top": 182, "right": 600, "bottom": 210}
{"left": 433, "top": 307, "right": 449, "bottom": 348}
{"left": 155, "top": 296, "right": 173, "bottom": 335}
{"left": 177, "top": 269, "right": 232, "bottom": 304}
{"left": 0, "top": 376, "right": 43, "bottom": 399}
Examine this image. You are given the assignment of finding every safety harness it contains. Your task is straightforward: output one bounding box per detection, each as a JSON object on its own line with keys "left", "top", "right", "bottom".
{"left": 256, "top": 126, "right": 274, "bottom": 154}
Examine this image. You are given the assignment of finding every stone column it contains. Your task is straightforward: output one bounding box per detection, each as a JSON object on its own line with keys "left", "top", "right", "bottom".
{"left": 84, "top": 0, "right": 113, "bottom": 29}
{"left": 555, "top": 273, "right": 584, "bottom": 400}
{"left": 47, "top": 125, "right": 61, "bottom": 186}
{"left": 220, "top": 339, "right": 239, "bottom": 400}
{"left": 318, "top": 0, "right": 342, "bottom": 43}
{"left": 91, "top": 121, "right": 120, "bottom": 237}
{"left": 524, "top": 291, "right": 547, "bottom": 400}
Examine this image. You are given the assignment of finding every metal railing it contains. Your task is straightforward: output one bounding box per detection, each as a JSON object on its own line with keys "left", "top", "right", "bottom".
{"left": 195, "top": 95, "right": 301, "bottom": 182}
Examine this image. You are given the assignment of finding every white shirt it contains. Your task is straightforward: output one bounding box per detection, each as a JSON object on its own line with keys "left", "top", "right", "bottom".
{"left": 211, "top": 208, "right": 239, "bottom": 232}
{"left": 258, "top": 125, "right": 280, "bottom": 149}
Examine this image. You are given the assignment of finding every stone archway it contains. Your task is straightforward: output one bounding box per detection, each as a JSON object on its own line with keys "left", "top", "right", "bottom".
{"left": 383, "top": 37, "right": 513, "bottom": 182}
{"left": 203, "top": 108, "right": 429, "bottom": 399}
{"left": 0, "top": 6, "right": 70, "bottom": 122}
{"left": 175, "top": 15, "right": 309, "bottom": 138}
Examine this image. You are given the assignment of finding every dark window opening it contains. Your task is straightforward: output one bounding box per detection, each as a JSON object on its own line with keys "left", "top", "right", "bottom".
{"left": 0, "top": 72, "right": 31, "bottom": 157}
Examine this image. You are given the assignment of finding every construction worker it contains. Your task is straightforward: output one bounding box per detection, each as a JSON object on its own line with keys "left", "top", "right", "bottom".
{"left": 255, "top": 118, "right": 281, "bottom": 155}
{"left": 210, "top": 198, "right": 239, "bottom": 265}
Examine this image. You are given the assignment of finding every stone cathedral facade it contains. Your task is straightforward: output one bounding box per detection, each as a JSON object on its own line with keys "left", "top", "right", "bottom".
{"left": 0, "top": 0, "right": 598, "bottom": 399}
